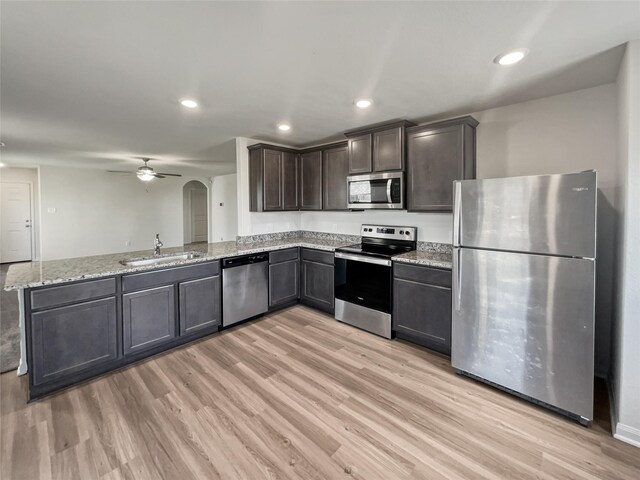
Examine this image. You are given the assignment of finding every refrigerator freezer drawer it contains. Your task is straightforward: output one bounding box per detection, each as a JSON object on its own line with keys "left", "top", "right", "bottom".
{"left": 454, "top": 171, "right": 596, "bottom": 258}
{"left": 452, "top": 247, "right": 595, "bottom": 420}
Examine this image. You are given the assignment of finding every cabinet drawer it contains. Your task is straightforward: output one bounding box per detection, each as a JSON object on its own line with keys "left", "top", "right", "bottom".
{"left": 301, "top": 248, "right": 334, "bottom": 265}
{"left": 122, "top": 261, "right": 219, "bottom": 292}
{"left": 269, "top": 247, "right": 299, "bottom": 264}
{"left": 30, "top": 278, "right": 116, "bottom": 310}
{"left": 393, "top": 262, "right": 451, "bottom": 288}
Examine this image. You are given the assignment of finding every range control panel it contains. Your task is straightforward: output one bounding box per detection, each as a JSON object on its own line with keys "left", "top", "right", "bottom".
{"left": 360, "top": 224, "right": 417, "bottom": 242}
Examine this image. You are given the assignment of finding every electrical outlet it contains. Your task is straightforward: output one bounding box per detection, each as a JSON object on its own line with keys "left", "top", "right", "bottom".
{"left": 47, "top": 207, "right": 56, "bottom": 213}
{"left": 266, "top": 223, "right": 273, "bottom": 233}
{"left": 332, "top": 223, "right": 338, "bottom": 232}
{"left": 125, "top": 240, "right": 131, "bottom": 247}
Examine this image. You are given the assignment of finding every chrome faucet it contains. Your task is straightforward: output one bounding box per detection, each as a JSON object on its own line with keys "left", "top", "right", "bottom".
{"left": 154, "top": 234, "right": 163, "bottom": 256}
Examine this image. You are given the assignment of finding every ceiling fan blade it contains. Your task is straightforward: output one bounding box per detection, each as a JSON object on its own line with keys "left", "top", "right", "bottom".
{"left": 155, "top": 174, "right": 166, "bottom": 179}
{"left": 107, "top": 170, "right": 135, "bottom": 174}
{"left": 155, "top": 172, "right": 182, "bottom": 177}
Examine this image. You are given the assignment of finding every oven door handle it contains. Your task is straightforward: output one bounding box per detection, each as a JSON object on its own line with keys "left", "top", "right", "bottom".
{"left": 335, "top": 252, "right": 392, "bottom": 266}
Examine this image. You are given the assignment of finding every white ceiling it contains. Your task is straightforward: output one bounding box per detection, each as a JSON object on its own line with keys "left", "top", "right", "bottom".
{"left": 1, "top": 1, "right": 639, "bottom": 176}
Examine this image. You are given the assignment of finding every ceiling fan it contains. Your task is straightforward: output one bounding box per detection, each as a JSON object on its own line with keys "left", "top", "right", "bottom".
{"left": 107, "top": 158, "right": 182, "bottom": 182}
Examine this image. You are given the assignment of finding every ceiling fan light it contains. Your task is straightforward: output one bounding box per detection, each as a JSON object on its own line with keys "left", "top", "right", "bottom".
{"left": 137, "top": 171, "right": 155, "bottom": 182}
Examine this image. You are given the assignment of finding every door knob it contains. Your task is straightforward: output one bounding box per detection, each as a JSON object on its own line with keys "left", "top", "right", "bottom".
{"left": 25, "top": 225, "right": 31, "bottom": 228}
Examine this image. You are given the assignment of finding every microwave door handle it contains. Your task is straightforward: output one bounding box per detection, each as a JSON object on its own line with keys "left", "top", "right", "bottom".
{"left": 386, "top": 180, "right": 392, "bottom": 203}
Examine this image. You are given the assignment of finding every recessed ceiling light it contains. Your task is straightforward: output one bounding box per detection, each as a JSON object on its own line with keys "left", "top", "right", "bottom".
{"left": 278, "top": 124, "right": 291, "bottom": 132}
{"left": 494, "top": 49, "right": 529, "bottom": 66}
{"left": 355, "top": 99, "right": 373, "bottom": 109}
{"left": 180, "top": 99, "right": 198, "bottom": 109}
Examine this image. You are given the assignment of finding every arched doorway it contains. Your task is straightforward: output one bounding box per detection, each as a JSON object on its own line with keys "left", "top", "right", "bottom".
{"left": 183, "top": 180, "right": 208, "bottom": 245}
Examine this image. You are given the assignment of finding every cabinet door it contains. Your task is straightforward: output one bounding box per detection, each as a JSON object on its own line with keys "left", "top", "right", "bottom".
{"left": 269, "top": 260, "right": 299, "bottom": 307}
{"left": 249, "top": 148, "right": 263, "bottom": 212}
{"left": 300, "top": 151, "right": 322, "bottom": 210}
{"left": 123, "top": 285, "right": 176, "bottom": 355}
{"left": 282, "top": 152, "right": 299, "bottom": 210}
{"left": 300, "top": 260, "right": 334, "bottom": 312}
{"left": 179, "top": 275, "right": 221, "bottom": 335}
{"left": 407, "top": 125, "right": 463, "bottom": 211}
{"left": 31, "top": 298, "right": 117, "bottom": 386}
{"left": 323, "top": 146, "right": 349, "bottom": 210}
{"left": 393, "top": 277, "right": 452, "bottom": 354}
{"left": 263, "top": 149, "right": 283, "bottom": 211}
{"left": 348, "top": 134, "right": 372, "bottom": 174}
{"left": 373, "top": 127, "right": 403, "bottom": 172}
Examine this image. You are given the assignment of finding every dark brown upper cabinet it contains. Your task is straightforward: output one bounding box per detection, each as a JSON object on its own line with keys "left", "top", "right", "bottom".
{"left": 248, "top": 144, "right": 299, "bottom": 212}
{"left": 406, "top": 115, "right": 478, "bottom": 212}
{"left": 347, "top": 133, "right": 372, "bottom": 174}
{"left": 299, "top": 150, "right": 323, "bottom": 210}
{"left": 345, "top": 120, "right": 415, "bottom": 174}
{"left": 282, "top": 151, "right": 299, "bottom": 210}
{"left": 322, "top": 143, "right": 349, "bottom": 211}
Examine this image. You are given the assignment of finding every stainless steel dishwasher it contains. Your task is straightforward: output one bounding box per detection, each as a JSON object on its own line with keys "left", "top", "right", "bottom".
{"left": 222, "top": 253, "right": 269, "bottom": 327}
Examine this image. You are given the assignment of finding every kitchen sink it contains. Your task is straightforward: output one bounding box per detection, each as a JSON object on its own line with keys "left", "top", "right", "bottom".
{"left": 119, "top": 251, "right": 203, "bottom": 266}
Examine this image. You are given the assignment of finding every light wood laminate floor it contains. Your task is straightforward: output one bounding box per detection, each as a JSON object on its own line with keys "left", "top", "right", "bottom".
{"left": 1, "top": 306, "right": 638, "bottom": 479}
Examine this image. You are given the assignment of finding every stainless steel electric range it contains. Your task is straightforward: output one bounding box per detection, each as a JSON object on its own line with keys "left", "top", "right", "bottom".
{"left": 334, "top": 224, "right": 417, "bottom": 338}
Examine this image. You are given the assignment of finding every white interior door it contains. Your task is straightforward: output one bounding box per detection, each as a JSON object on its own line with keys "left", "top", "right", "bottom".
{"left": 1, "top": 182, "right": 33, "bottom": 263}
{"left": 190, "top": 189, "right": 208, "bottom": 243}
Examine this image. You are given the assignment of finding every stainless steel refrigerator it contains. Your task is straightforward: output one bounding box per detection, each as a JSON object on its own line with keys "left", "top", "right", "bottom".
{"left": 452, "top": 171, "right": 596, "bottom": 425}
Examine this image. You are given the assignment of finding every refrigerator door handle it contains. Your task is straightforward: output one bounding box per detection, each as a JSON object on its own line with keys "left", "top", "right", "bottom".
{"left": 454, "top": 248, "right": 462, "bottom": 311}
{"left": 453, "top": 181, "right": 461, "bottom": 247}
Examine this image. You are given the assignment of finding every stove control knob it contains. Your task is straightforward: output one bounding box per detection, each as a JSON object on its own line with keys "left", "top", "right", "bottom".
{"left": 399, "top": 230, "right": 404, "bottom": 234}
{"left": 406, "top": 231, "right": 411, "bottom": 236}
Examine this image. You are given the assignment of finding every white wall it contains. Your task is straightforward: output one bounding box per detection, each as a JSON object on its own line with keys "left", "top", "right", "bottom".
{"left": 210, "top": 173, "right": 238, "bottom": 242}
{"left": 611, "top": 40, "right": 640, "bottom": 448}
{"left": 0, "top": 166, "right": 41, "bottom": 260}
{"left": 38, "top": 166, "right": 212, "bottom": 260}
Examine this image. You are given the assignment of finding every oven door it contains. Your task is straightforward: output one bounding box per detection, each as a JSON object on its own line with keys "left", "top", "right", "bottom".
{"left": 347, "top": 172, "right": 404, "bottom": 209}
{"left": 334, "top": 252, "right": 392, "bottom": 313}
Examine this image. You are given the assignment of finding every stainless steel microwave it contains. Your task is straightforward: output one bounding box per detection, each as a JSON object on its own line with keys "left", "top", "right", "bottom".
{"left": 347, "top": 172, "right": 404, "bottom": 209}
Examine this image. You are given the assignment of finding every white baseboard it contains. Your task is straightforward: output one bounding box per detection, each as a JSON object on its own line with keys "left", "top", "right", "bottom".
{"left": 608, "top": 376, "right": 640, "bottom": 448}
{"left": 614, "top": 423, "right": 640, "bottom": 448}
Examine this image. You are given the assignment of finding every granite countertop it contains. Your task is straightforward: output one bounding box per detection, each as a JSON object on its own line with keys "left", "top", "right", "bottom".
{"left": 3, "top": 237, "right": 353, "bottom": 291}
{"left": 392, "top": 250, "right": 453, "bottom": 270}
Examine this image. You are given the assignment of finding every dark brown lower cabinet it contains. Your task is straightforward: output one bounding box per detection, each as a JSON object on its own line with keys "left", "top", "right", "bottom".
{"left": 179, "top": 275, "right": 221, "bottom": 335}
{"left": 269, "top": 260, "right": 299, "bottom": 307}
{"left": 393, "top": 262, "right": 452, "bottom": 355}
{"left": 300, "top": 248, "right": 334, "bottom": 313}
{"left": 123, "top": 285, "right": 177, "bottom": 355}
{"left": 25, "top": 261, "right": 224, "bottom": 400}
{"left": 30, "top": 297, "right": 118, "bottom": 386}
